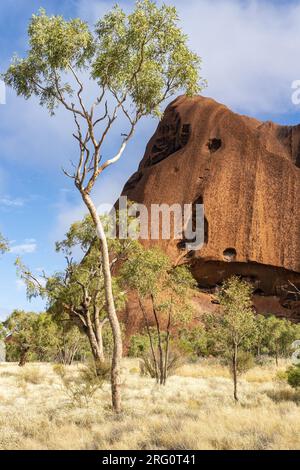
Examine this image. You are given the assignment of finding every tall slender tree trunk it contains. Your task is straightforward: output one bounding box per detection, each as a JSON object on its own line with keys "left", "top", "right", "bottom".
{"left": 94, "top": 309, "right": 108, "bottom": 364}
{"left": 151, "top": 294, "right": 164, "bottom": 385}
{"left": 233, "top": 344, "right": 238, "bottom": 402}
{"left": 87, "top": 326, "right": 105, "bottom": 365}
{"left": 163, "top": 308, "right": 171, "bottom": 385}
{"left": 138, "top": 296, "right": 159, "bottom": 383}
{"left": 86, "top": 310, "right": 105, "bottom": 363}
{"left": 81, "top": 192, "right": 123, "bottom": 413}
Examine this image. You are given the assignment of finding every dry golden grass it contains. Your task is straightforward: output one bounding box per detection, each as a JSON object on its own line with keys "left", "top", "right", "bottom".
{"left": 0, "top": 358, "right": 299, "bottom": 450}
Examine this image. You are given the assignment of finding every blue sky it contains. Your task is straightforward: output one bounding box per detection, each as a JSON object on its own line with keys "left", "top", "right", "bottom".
{"left": 0, "top": 0, "right": 300, "bottom": 319}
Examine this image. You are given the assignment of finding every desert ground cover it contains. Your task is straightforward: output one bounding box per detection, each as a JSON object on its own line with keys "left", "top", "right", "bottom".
{"left": 0, "top": 358, "right": 299, "bottom": 450}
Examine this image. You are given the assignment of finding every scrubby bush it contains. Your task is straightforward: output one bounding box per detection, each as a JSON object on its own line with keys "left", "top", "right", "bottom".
{"left": 128, "top": 333, "right": 152, "bottom": 357}
{"left": 286, "top": 365, "right": 300, "bottom": 389}
{"left": 254, "top": 315, "right": 300, "bottom": 365}
{"left": 139, "top": 350, "right": 182, "bottom": 380}
{"left": 53, "top": 360, "right": 110, "bottom": 406}
{"left": 177, "top": 326, "right": 210, "bottom": 359}
{"left": 221, "top": 350, "right": 255, "bottom": 376}
{"left": 3, "top": 310, "right": 90, "bottom": 365}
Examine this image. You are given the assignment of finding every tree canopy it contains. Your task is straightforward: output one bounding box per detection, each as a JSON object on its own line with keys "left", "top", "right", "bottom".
{"left": 4, "top": 2, "right": 202, "bottom": 118}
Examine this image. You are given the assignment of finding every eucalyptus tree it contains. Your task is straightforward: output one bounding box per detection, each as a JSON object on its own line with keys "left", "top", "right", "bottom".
{"left": 16, "top": 215, "right": 139, "bottom": 372}
{"left": 3, "top": 310, "right": 36, "bottom": 366}
{"left": 3, "top": 310, "right": 88, "bottom": 365}
{"left": 204, "top": 276, "right": 257, "bottom": 401}
{"left": 4, "top": 0, "right": 203, "bottom": 411}
{"left": 263, "top": 316, "right": 299, "bottom": 366}
{"left": 121, "top": 246, "right": 197, "bottom": 384}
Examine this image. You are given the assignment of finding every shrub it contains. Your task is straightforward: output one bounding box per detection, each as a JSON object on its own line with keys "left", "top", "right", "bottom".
{"left": 287, "top": 365, "right": 300, "bottom": 389}
{"left": 275, "top": 369, "right": 288, "bottom": 383}
{"left": 177, "top": 326, "right": 209, "bottom": 359}
{"left": 139, "top": 350, "right": 183, "bottom": 380}
{"left": 128, "top": 333, "right": 150, "bottom": 357}
{"left": 53, "top": 360, "right": 109, "bottom": 406}
{"left": 222, "top": 350, "right": 255, "bottom": 376}
{"left": 255, "top": 355, "right": 273, "bottom": 367}
{"left": 139, "top": 353, "right": 157, "bottom": 378}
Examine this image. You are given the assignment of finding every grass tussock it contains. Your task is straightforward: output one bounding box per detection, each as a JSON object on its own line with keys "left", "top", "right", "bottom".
{"left": 0, "top": 359, "right": 299, "bottom": 450}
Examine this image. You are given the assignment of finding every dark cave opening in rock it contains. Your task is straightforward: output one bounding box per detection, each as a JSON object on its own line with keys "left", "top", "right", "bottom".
{"left": 207, "top": 138, "right": 222, "bottom": 152}
{"left": 253, "top": 288, "right": 265, "bottom": 296}
{"left": 223, "top": 247, "right": 237, "bottom": 261}
{"left": 192, "top": 259, "right": 300, "bottom": 298}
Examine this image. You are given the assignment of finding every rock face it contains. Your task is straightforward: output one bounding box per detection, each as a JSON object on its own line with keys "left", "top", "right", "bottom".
{"left": 121, "top": 95, "right": 300, "bottom": 321}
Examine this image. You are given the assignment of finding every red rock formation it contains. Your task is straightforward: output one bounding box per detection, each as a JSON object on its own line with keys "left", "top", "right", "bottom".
{"left": 121, "top": 95, "right": 300, "bottom": 322}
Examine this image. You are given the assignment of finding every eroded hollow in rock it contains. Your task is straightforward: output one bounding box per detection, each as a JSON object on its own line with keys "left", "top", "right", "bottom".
{"left": 177, "top": 196, "right": 208, "bottom": 250}
{"left": 223, "top": 247, "right": 237, "bottom": 261}
{"left": 192, "top": 259, "right": 300, "bottom": 298}
{"left": 253, "top": 288, "right": 265, "bottom": 296}
{"left": 207, "top": 138, "right": 222, "bottom": 152}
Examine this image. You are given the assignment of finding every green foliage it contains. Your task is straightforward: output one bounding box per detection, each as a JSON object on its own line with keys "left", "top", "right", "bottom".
{"left": 17, "top": 213, "right": 140, "bottom": 317}
{"left": 205, "top": 276, "right": 258, "bottom": 354}
{"left": 275, "top": 369, "right": 288, "bottom": 383}
{"left": 121, "top": 246, "right": 171, "bottom": 297}
{"left": 4, "top": 9, "right": 94, "bottom": 113}
{"left": 15, "top": 213, "right": 140, "bottom": 368}
{"left": 53, "top": 360, "right": 109, "bottom": 406}
{"left": 121, "top": 246, "right": 197, "bottom": 384}
{"left": 4, "top": 310, "right": 40, "bottom": 362}
{"left": 128, "top": 333, "right": 151, "bottom": 357}
{"left": 253, "top": 314, "right": 300, "bottom": 362}
{"left": 121, "top": 246, "right": 196, "bottom": 324}
{"left": 55, "top": 215, "right": 96, "bottom": 255}
{"left": 222, "top": 350, "right": 255, "bottom": 376}
{"left": 204, "top": 276, "right": 257, "bottom": 400}
{"left": 56, "top": 322, "right": 91, "bottom": 364}
{"left": 4, "top": 2, "right": 203, "bottom": 117}
{"left": 264, "top": 316, "right": 298, "bottom": 360}
{"left": 286, "top": 365, "right": 300, "bottom": 389}
{"left": 93, "top": 0, "right": 202, "bottom": 116}
{"left": 101, "top": 320, "right": 126, "bottom": 358}
{"left": 3, "top": 310, "right": 88, "bottom": 363}
{"left": 178, "top": 326, "right": 209, "bottom": 358}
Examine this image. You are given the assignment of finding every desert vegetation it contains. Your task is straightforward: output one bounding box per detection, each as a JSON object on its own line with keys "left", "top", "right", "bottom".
{"left": 0, "top": 358, "right": 300, "bottom": 450}
{"left": 1, "top": 0, "right": 300, "bottom": 452}
{"left": 1, "top": 257, "right": 300, "bottom": 449}
{"left": 1, "top": 210, "right": 300, "bottom": 449}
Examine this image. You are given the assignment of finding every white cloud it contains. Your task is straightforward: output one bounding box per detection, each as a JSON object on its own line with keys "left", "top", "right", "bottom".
{"left": 77, "top": 0, "right": 300, "bottom": 115}
{"left": 24, "top": 238, "right": 36, "bottom": 244}
{"left": 174, "top": 0, "right": 300, "bottom": 114}
{"left": 0, "top": 195, "right": 24, "bottom": 207}
{"left": 10, "top": 240, "right": 37, "bottom": 254}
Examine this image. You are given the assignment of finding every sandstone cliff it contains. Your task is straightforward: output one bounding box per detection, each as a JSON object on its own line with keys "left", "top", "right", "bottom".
{"left": 121, "top": 95, "right": 300, "bottom": 322}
